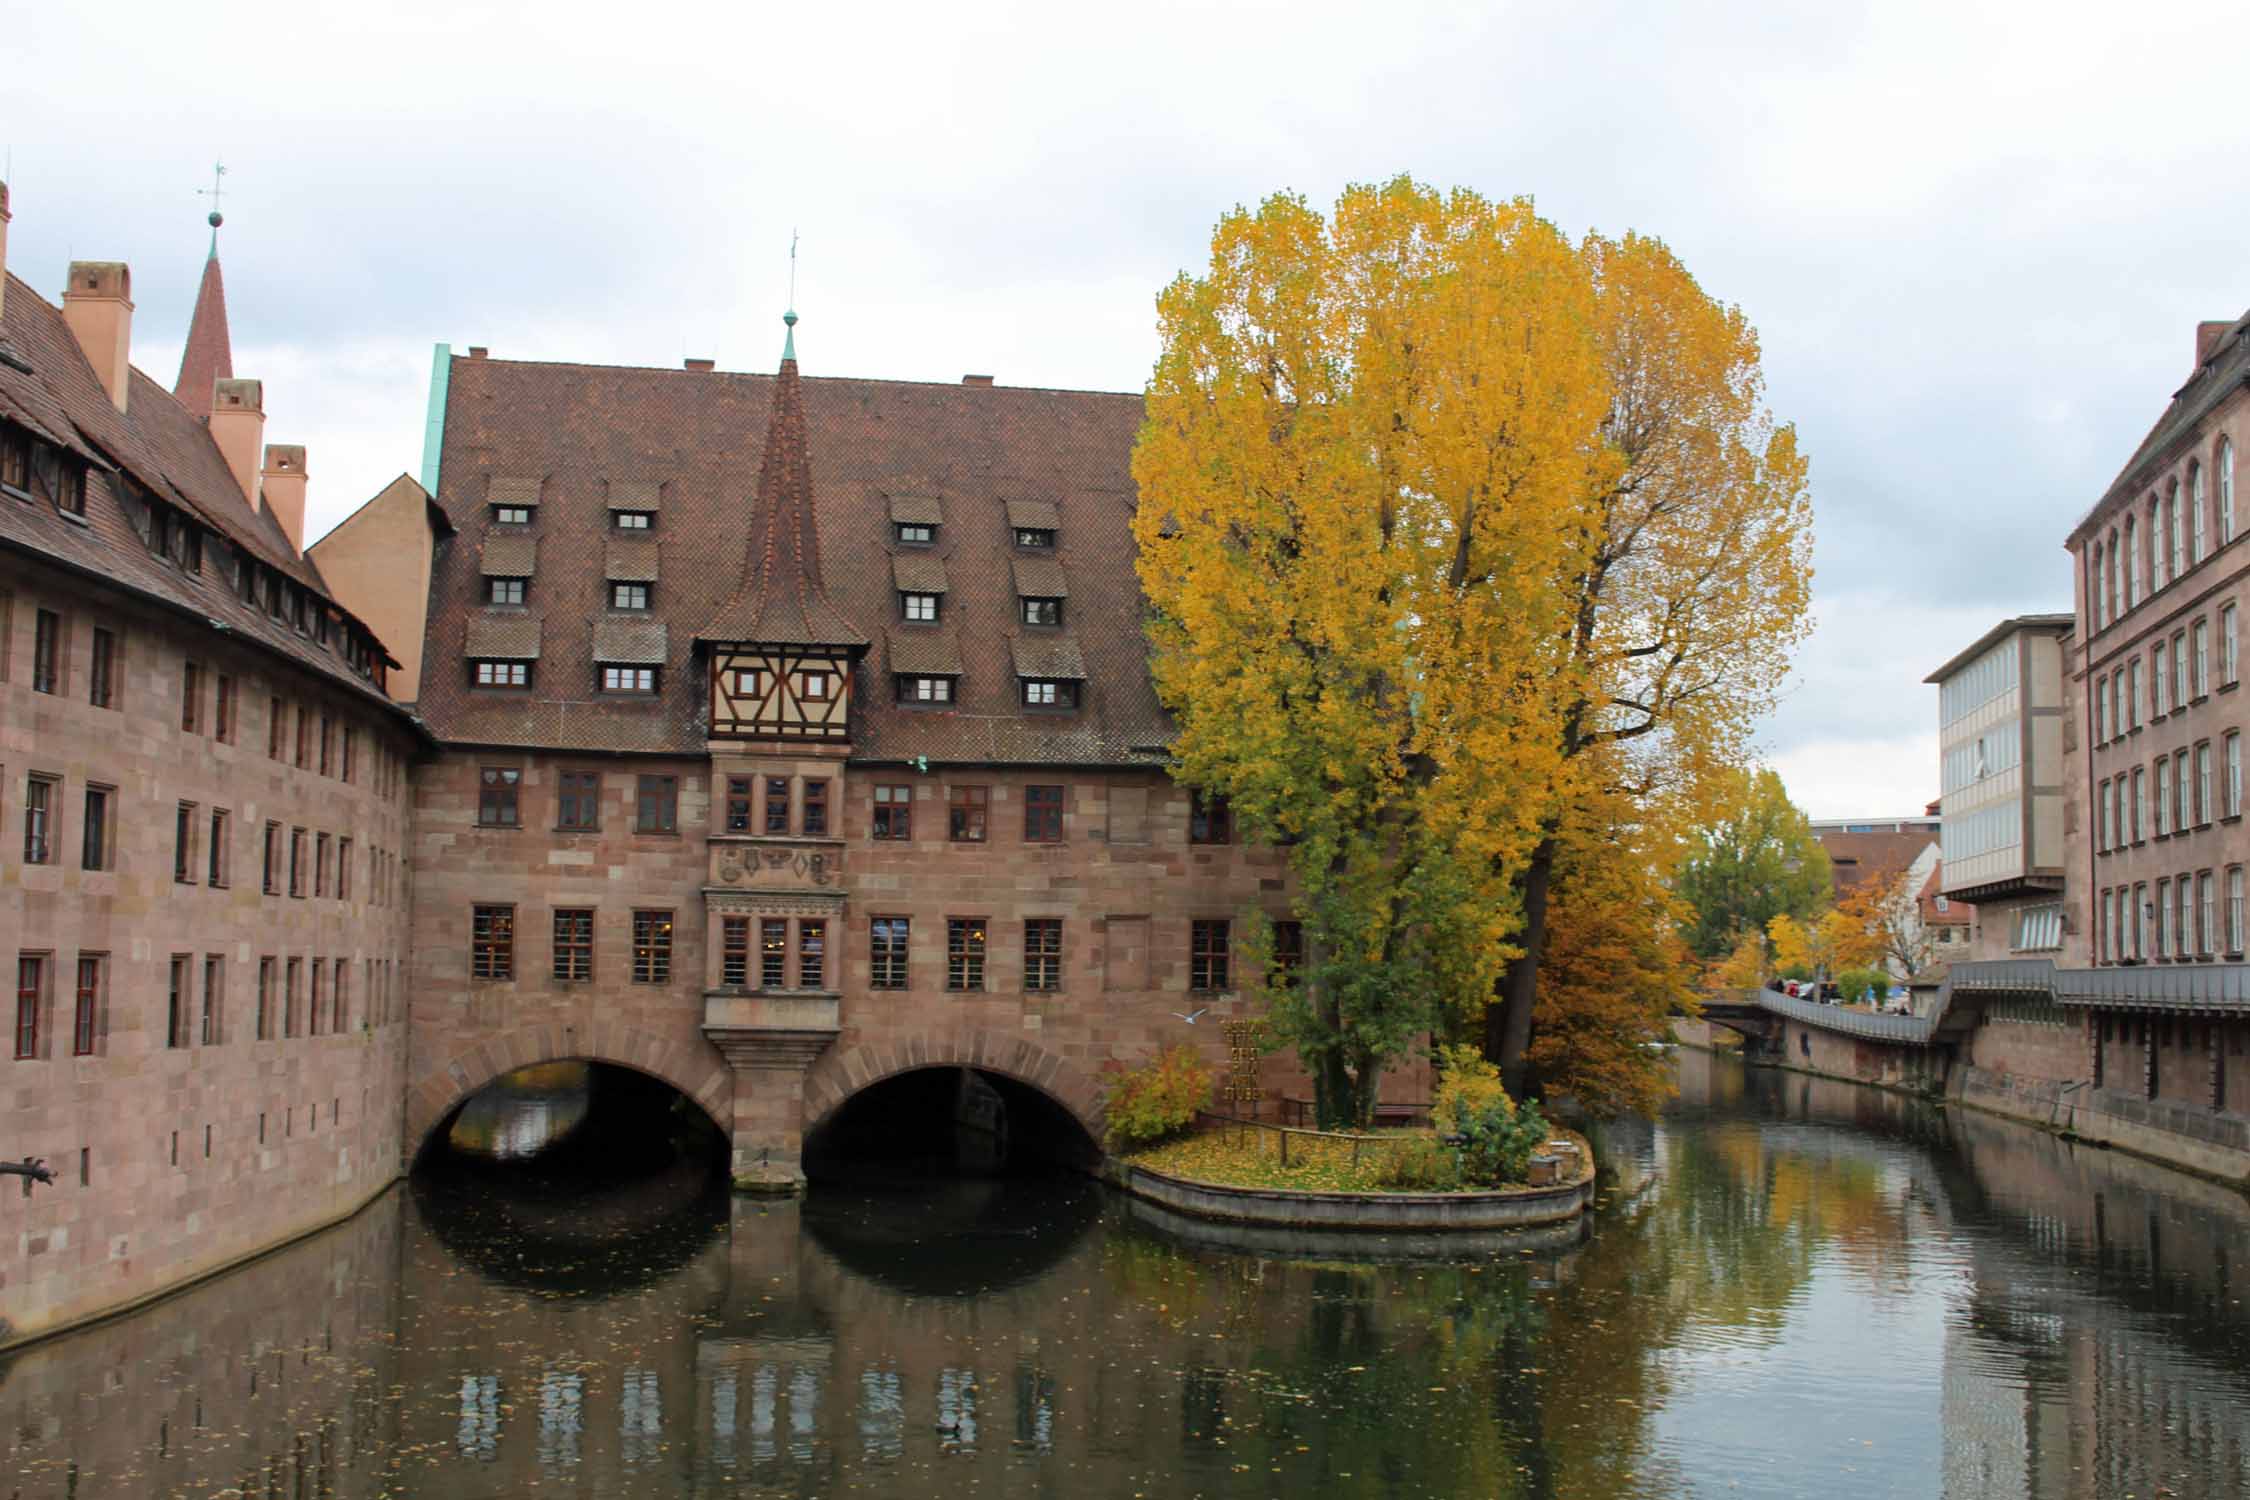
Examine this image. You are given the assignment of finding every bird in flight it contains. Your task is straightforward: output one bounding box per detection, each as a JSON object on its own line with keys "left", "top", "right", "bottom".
{"left": 1170, "top": 1008, "right": 1207, "bottom": 1024}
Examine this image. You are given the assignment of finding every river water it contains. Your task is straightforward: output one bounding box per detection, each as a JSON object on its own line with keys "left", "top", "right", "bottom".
{"left": 7, "top": 1049, "right": 2250, "bottom": 1499}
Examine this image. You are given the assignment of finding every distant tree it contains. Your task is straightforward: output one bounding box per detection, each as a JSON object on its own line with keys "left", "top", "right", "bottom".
{"left": 1833, "top": 861, "right": 1935, "bottom": 977}
{"left": 1767, "top": 909, "right": 1881, "bottom": 989}
{"left": 1675, "top": 768, "right": 1832, "bottom": 960}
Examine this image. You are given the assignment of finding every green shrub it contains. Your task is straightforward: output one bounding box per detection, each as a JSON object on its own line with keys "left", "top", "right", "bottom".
{"left": 1432, "top": 1044, "right": 1551, "bottom": 1185}
{"left": 1105, "top": 1044, "right": 1214, "bottom": 1147}
{"left": 1834, "top": 967, "right": 1893, "bottom": 1005}
{"left": 1375, "top": 1135, "right": 1463, "bottom": 1191}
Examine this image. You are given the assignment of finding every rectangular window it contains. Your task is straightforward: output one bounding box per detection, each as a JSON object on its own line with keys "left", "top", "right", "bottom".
{"left": 209, "top": 808, "right": 231, "bottom": 887}
{"left": 268, "top": 696, "right": 285, "bottom": 758}
{"left": 81, "top": 785, "right": 110, "bottom": 871}
{"left": 473, "top": 660, "right": 531, "bottom": 688}
{"left": 2229, "top": 732, "right": 2242, "bottom": 817}
{"left": 2132, "top": 769, "right": 2146, "bottom": 841}
{"left": 2199, "top": 743, "right": 2215, "bottom": 825}
{"left": 2154, "top": 763, "right": 2169, "bottom": 837}
{"left": 2154, "top": 642, "right": 2169, "bottom": 715}
{"left": 257, "top": 958, "right": 275, "bottom": 1040}
{"left": 167, "top": 956, "right": 189, "bottom": 1048}
{"left": 201, "top": 956, "right": 222, "bottom": 1045}
{"left": 2228, "top": 603, "right": 2242, "bottom": 685}
{"left": 32, "top": 609, "right": 59, "bottom": 694}
{"left": 1191, "top": 919, "right": 1232, "bottom": 991}
{"left": 262, "top": 821, "right": 281, "bottom": 894}
{"left": 333, "top": 958, "right": 349, "bottom": 1033}
{"left": 1015, "top": 526, "right": 1055, "bottom": 550}
{"left": 601, "top": 665, "right": 656, "bottom": 693}
{"left": 799, "top": 920, "right": 826, "bottom": 989}
{"left": 295, "top": 706, "right": 311, "bottom": 768}
{"left": 897, "top": 521, "right": 935, "bottom": 545}
{"left": 552, "top": 909, "right": 594, "bottom": 981}
{"left": 309, "top": 959, "right": 327, "bottom": 1035}
{"left": 174, "top": 801, "right": 197, "bottom": 883}
{"left": 2177, "top": 749, "right": 2192, "bottom": 829}
{"left": 631, "top": 910, "right": 673, "bottom": 983}
{"left": 22, "top": 775, "right": 57, "bottom": 865}
{"left": 16, "top": 954, "right": 46, "bottom": 1059}
{"left": 486, "top": 576, "right": 526, "bottom": 606}
{"left": 901, "top": 591, "right": 940, "bottom": 623}
{"left": 871, "top": 917, "right": 910, "bottom": 989}
{"left": 765, "top": 776, "right": 792, "bottom": 834}
{"left": 725, "top": 775, "right": 752, "bottom": 833}
{"left": 1190, "top": 793, "right": 1233, "bottom": 845}
{"left": 722, "top": 916, "right": 750, "bottom": 986}
{"left": 802, "top": 779, "right": 829, "bottom": 836}
{"left": 733, "top": 667, "right": 765, "bottom": 697}
{"left": 72, "top": 955, "right": 101, "bottom": 1055}
{"left": 89, "top": 627, "right": 116, "bottom": 708}
{"left": 478, "top": 766, "right": 521, "bottom": 827}
{"left": 2233, "top": 867, "right": 2246, "bottom": 954}
{"left": 2195, "top": 620, "right": 2211, "bottom": 697}
{"left": 799, "top": 670, "right": 831, "bottom": 700}
{"left": 182, "top": 661, "right": 202, "bottom": 732}
{"left": 636, "top": 775, "right": 678, "bottom": 833}
{"left": 557, "top": 770, "right": 601, "bottom": 831}
{"left": 2201, "top": 873, "right": 2217, "bottom": 956}
{"left": 336, "top": 836, "right": 351, "bottom": 900}
{"left": 761, "top": 919, "right": 788, "bottom": 988}
{"left": 339, "top": 726, "right": 352, "bottom": 781}
{"left": 1024, "top": 784, "right": 1063, "bottom": 842}
{"left": 314, "top": 832, "right": 331, "bottom": 897}
{"left": 0, "top": 426, "right": 26, "bottom": 490}
{"left": 610, "top": 582, "right": 650, "bottom": 610}
{"left": 471, "top": 905, "right": 515, "bottom": 980}
{"left": 1273, "top": 920, "right": 1306, "bottom": 984}
{"left": 2174, "top": 632, "right": 2188, "bottom": 708}
{"left": 873, "top": 784, "right": 912, "bottom": 839}
{"left": 216, "top": 674, "right": 235, "bottom": 743}
{"left": 948, "top": 785, "right": 988, "bottom": 842}
{"left": 1020, "top": 597, "right": 1062, "bottom": 627}
{"left": 1024, "top": 918, "right": 1062, "bottom": 991}
{"left": 494, "top": 504, "right": 531, "bottom": 526}
{"left": 898, "top": 674, "right": 954, "bottom": 704}
{"left": 947, "top": 918, "right": 987, "bottom": 991}
{"left": 2179, "top": 879, "right": 2193, "bottom": 959}
{"left": 613, "top": 510, "right": 653, "bottom": 531}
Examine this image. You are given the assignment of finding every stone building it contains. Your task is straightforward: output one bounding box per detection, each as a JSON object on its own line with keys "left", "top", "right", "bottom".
{"left": 0, "top": 185, "right": 424, "bottom": 1340}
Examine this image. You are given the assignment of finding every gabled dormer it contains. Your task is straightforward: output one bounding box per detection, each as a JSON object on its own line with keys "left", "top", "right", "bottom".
{"left": 698, "top": 311, "right": 868, "bottom": 742}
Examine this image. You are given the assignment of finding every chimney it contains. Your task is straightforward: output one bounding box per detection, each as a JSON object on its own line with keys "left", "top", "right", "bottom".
{"left": 208, "top": 377, "right": 265, "bottom": 506}
{"left": 0, "top": 181, "right": 11, "bottom": 326}
{"left": 261, "top": 444, "right": 308, "bottom": 556}
{"left": 467, "top": 346, "right": 488, "bottom": 360}
{"left": 961, "top": 373, "right": 995, "bottom": 387}
{"left": 61, "top": 261, "right": 134, "bottom": 411}
{"left": 684, "top": 357, "right": 715, "bottom": 372}
{"left": 2198, "top": 321, "right": 2236, "bottom": 368}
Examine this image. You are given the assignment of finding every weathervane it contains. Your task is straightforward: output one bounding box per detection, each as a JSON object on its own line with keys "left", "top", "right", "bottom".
{"left": 197, "top": 160, "right": 228, "bottom": 252}
{"left": 783, "top": 229, "right": 801, "bottom": 360}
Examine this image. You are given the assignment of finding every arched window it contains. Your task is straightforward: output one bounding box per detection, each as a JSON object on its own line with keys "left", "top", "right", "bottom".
{"left": 2190, "top": 464, "right": 2207, "bottom": 565}
{"left": 2106, "top": 527, "right": 2121, "bottom": 623}
{"left": 2089, "top": 542, "right": 2105, "bottom": 629}
{"left": 2221, "top": 437, "right": 2237, "bottom": 545}
{"left": 2123, "top": 516, "right": 2139, "bottom": 607}
{"left": 2169, "top": 482, "right": 2185, "bottom": 577}
{"left": 2150, "top": 498, "right": 2167, "bottom": 589}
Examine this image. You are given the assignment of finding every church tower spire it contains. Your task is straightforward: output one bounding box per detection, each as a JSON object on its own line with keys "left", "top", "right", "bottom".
{"left": 174, "top": 166, "right": 233, "bottom": 419}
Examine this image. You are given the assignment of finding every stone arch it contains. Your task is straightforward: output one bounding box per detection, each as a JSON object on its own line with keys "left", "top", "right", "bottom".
{"left": 405, "top": 1019, "right": 733, "bottom": 1158}
{"left": 800, "top": 1029, "right": 1106, "bottom": 1149}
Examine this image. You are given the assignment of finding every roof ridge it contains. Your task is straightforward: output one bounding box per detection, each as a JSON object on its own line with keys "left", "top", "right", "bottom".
{"left": 448, "top": 349, "right": 1143, "bottom": 399}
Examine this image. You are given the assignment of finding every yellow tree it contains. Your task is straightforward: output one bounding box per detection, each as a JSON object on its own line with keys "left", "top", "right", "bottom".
{"left": 1130, "top": 178, "right": 1611, "bottom": 1126}
{"left": 1488, "top": 231, "right": 1814, "bottom": 1094}
{"left": 1767, "top": 909, "right": 1882, "bottom": 986}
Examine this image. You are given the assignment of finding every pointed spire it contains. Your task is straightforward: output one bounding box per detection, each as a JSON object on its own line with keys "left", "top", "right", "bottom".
{"left": 175, "top": 175, "right": 233, "bottom": 419}
{"left": 698, "top": 310, "right": 867, "bottom": 648}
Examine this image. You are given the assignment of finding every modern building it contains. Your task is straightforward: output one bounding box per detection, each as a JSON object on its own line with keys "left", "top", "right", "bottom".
{"left": 1927, "top": 613, "right": 2074, "bottom": 962}
{"left": 0, "top": 184, "right": 425, "bottom": 1337}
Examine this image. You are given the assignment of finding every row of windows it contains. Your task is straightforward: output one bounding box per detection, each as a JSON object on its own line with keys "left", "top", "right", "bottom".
{"left": 891, "top": 517, "right": 1058, "bottom": 550}
{"left": 12, "top": 951, "right": 400, "bottom": 1061}
{"left": 2, "top": 596, "right": 405, "bottom": 797}
{"left": 2093, "top": 732, "right": 2242, "bottom": 852}
{"left": 468, "top": 655, "right": 1086, "bottom": 713}
{"left": 1938, "top": 639, "right": 2018, "bottom": 729}
{"left": 491, "top": 501, "right": 652, "bottom": 530}
{"left": 2095, "top": 868, "right": 2249, "bottom": 963}
{"left": 897, "top": 591, "right": 1065, "bottom": 629}
{"left": 464, "top": 908, "right": 1299, "bottom": 995}
{"left": 2092, "top": 603, "right": 2238, "bottom": 745}
{"left": 2089, "top": 435, "right": 2238, "bottom": 634}
{"left": 0, "top": 418, "right": 89, "bottom": 516}
{"left": 485, "top": 577, "right": 652, "bottom": 611}
{"left": 470, "top": 659, "right": 664, "bottom": 695}
{"left": 2011, "top": 903, "right": 2065, "bottom": 953}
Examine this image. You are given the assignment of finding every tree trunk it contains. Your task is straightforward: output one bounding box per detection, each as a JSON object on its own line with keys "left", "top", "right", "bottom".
{"left": 1487, "top": 834, "right": 1558, "bottom": 1097}
{"left": 1315, "top": 1050, "right": 1354, "bottom": 1130}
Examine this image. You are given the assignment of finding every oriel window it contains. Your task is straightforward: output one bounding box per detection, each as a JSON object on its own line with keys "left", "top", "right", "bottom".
{"left": 765, "top": 776, "right": 791, "bottom": 834}
{"left": 760, "top": 919, "right": 788, "bottom": 988}
{"left": 722, "top": 916, "right": 750, "bottom": 986}
{"left": 799, "top": 920, "right": 826, "bottom": 989}
{"left": 802, "top": 779, "right": 829, "bottom": 836}
{"left": 725, "top": 776, "right": 752, "bottom": 833}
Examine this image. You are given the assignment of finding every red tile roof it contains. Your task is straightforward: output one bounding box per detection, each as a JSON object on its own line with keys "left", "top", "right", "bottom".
{"left": 419, "top": 348, "right": 1172, "bottom": 764}
{"left": 172, "top": 251, "right": 233, "bottom": 420}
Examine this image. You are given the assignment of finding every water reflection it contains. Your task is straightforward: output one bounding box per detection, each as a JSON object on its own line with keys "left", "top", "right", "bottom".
{"left": 6, "top": 1053, "right": 2250, "bottom": 1498}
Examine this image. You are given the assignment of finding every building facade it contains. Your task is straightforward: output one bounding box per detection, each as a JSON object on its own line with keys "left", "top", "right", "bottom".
{"left": 1, "top": 185, "right": 425, "bottom": 1341}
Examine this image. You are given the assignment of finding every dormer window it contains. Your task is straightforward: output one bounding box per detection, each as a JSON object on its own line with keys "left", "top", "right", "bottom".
{"left": 733, "top": 667, "right": 765, "bottom": 695}
{"left": 1022, "top": 678, "right": 1081, "bottom": 710}
{"left": 902, "top": 591, "right": 940, "bottom": 624}
{"left": 799, "top": 670, "right": 832, "bottom": 700}
{"left": 53, "top": 459, "right": 85, "bottom": 516}
{"left": 601, "top": 666, "right": 658, "bottom": 694}
{"left": 1021, "top": 597, "right": 1062, "bottom": 628}
{"left": 492, "top": 504, "right": 532, "bottom": 526}
{"left": 613, "top": 510, "right": 654, "bottom": 531}
{"left": 1015, "top": 527, "right": 1055, "bottom": 550}
{"left": 896, "top": 521, "right": 936, "bottom": 546}
{"left": 0, "top": 428, "right": 29, "bottom": 495}
{"left": 487, "top": 577, "right": 527, "bottom": 606}
{"left": 473, "top": 659, "right": 532, "bottom": 689}
{"left": 611, "top": 582, "right": 650, "bottom": 611}
{"left": 897, "top": 674, "right": 954, "bottom": 705}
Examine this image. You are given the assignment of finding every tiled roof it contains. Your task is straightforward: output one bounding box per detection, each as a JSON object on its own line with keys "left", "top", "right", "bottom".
{"left": 1011, "top": 554, "right": 1068, "bottom": 598}
{"left": 420, "top": 350, "right": 1172, "bottom": 762}
{"left": 1815, "top": 829, "right": 1935, "bottom": 892}
{"left": 607, "top": 478, "right": 661, "bottom": 510}
{"left": 604, "top": 536, "right": 660, "bottom": 581}
{"left": 888, "top": 492, "right": 944, "bottom": 525}
{"left": 464, "top": 613, "right": 542, "bottom": 659}
{"left": 488, "top": 475, "right": 543, "bottom": 506}
{"left": 592, "top": 616, "right": 668, "bottom": 664}
{"left": 1011, "top": 633, "right": 1088, "bottom": 680}
{"left": 2074, "top": 310, "right": 2250, "bottom": 540}
{"left": 891, "top": 553, "right": 950, "bottom": 593}
{"left": 1005, "top": 498, "right": 1059, "bottom": 531}
{"left": 479, "top": 531, "right": 537, "bottom": 575}
{"left": 887, "top": 627, "right": 965, "bottom": 676}
{"left": 172, "top": 251, "right": 233, "bottom": 420}
{"left": 0, "top": 270, "right": 406, "bottom": 713}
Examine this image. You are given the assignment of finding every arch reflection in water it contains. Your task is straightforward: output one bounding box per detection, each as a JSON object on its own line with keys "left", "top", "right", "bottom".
{"left": 9, "top": 1054, "right": 2250, "bottom": 1498}
{"left": 802, "top": 1063, "right": 1105, "bottom": 1181}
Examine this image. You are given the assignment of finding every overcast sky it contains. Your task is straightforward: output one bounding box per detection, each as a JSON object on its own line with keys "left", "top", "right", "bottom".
{"left": 7, "top": 0, "right": 2245, "bottom": 816}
